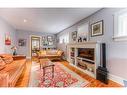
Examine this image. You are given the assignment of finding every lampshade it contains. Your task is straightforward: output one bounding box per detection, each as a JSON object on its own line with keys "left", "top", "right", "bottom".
{"left": 11, "top": 46, "right": 17, "bottom": 50}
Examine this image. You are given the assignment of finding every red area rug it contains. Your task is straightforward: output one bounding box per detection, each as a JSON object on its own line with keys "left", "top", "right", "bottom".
{"left": 29, "top": 62, "right": 89, "bottom": 87}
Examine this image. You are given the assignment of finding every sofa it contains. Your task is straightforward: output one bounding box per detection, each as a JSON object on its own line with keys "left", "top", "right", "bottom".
{"left": 0, "top": 54, "right": 26, "bottom": 87}
{"left": 37, "top": 49, "right": 64, "bottom": 61}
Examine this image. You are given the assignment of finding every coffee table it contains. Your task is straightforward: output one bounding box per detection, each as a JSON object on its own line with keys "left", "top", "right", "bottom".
{"left": 40, "top": 59, "right": 55, "bottom": 81}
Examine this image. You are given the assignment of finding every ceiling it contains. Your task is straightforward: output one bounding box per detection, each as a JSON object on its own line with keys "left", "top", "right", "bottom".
{"left": 0, "top": 8, "right": 101, "bottom": 34}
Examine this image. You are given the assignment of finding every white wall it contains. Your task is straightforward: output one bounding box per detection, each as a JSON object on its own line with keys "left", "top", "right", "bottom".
{"left": 57, "top": 8, "right": 127, "bottom": 83}
{"left": 0, "top": 17, "right": 16, "bottom": 54}
{"left": 15, "top": 30, "right": 56, "bottom": 58}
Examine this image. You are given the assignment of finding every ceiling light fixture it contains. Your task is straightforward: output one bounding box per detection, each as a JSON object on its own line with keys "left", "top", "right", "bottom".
{"left": 23, "top": 19, "right": 27, "bottom": 23}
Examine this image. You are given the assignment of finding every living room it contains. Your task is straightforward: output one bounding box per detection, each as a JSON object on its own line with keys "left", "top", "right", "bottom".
{"left": 0, "top": 8, "right": 127, "bottom": 88}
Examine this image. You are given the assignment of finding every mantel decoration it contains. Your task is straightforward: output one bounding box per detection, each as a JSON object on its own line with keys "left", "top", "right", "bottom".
{"left": 5, "top": 33, "right": 11, "bottom": 45}
{"left": 91, "top": 20, "right": 103, "bottom": 37}
{"left": 72, "top": 31, "right": 77, "bottom": 41}
{"left": 18, "top": 39, "right": 26, "bottom": 46}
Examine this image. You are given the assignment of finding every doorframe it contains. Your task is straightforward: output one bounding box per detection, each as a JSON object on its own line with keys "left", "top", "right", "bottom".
{"left": 30, "top": 35, "right": 41, "bottom": 57}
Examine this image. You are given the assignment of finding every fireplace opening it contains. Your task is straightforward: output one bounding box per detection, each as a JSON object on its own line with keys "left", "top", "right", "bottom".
{"left": 78, "top": 48, "right": 94, "bottom": 61}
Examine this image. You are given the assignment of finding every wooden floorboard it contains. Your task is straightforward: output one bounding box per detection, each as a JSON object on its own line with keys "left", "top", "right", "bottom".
{"left": 15, "top": 59, "right": 122, "bottom": 87}
{"left": 15, "top": 59, "right": 32, "bottom": 87}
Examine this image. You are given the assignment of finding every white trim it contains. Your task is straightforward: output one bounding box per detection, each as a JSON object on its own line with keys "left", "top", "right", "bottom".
{"left": 30, "top": 35, "right": 41, "bottom": 57}
{"left": 108, "top": 73, "right": 126, "bottom": 86}
{"left": 113, "top": 8, "right": 127, "bottom": 41}
{"left": 112, "top": 35, "right": 127, "bottom": 41}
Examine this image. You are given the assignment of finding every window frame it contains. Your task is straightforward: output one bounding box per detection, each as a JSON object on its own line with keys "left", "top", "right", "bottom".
{"left": 113, "top": 9, "right": 127, "bottom": 41}
{"left": 59, "top": 32, "right": 69, "bottom": 44}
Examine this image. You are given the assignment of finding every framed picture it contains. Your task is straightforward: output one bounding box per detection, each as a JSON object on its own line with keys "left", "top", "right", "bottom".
{"left": 5, "top": 33, "right": 11, "bottom": 45}
{"left": 47, "top": 36, "right": 53, "bottom": 41}
{"left": 91, "top": 20, "right": 103, "bottom": 37}
{"left": 48, "top": 41, "right": 53, "bottom": 46}
{"left": 72, "top": 31, "right": 77, "bottom": 41}
{"left": 18, "top": 39, "right": 26, "bottom": 46}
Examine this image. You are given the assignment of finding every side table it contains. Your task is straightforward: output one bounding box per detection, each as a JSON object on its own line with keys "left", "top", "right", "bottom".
{"left": 13, "top": 55, "right": 26, "bottom": 60}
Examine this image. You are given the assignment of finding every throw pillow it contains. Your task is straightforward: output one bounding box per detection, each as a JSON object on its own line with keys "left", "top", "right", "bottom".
{"left": 46, "top": 50, "right": 57, "bottom": 55}
{"left": 0, "top": 57, "right": 6, "bottom": 70}
{"left": 0, "top": 54, "right": 13, "bottom": 64}
{"left": 2, "top": 57, "right": 13, "bottom": 64}
{"left": 57, "top": 50, "right": 63, "bottom": 56}
{"left": 0, "top": 54, "right": 13, "bottom": 58}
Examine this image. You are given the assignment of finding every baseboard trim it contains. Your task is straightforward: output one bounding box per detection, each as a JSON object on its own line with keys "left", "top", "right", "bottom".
{"left": 108, "top": 73, "right": 126, "bottom": 86}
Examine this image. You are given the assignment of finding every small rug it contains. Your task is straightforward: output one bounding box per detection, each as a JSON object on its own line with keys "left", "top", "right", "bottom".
{"left": 29, "top": 62, "right": 89, "bottom": 87}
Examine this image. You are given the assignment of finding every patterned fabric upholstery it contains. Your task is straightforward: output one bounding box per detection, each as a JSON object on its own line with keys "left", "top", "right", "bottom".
{"left": 0, "top": 54, "right": 26, "bottom": 87}
{"left": 0, "top": 54, "right": 13, "bottom": 64}
{"left": 0, "top": 57, "right": 6, "bottom": 70}
{"left": 37, "top": 50, "right": 63, "bottom": 60}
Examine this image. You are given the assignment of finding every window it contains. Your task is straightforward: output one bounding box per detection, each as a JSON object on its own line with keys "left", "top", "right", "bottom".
{"left": 114, "top": 9, "right": 127, "bottom": 41}
{"left": 59, "top": 32, "right": 69, "bottom": 44}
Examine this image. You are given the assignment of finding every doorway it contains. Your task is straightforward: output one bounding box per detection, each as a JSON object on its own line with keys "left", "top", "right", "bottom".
{"left": 31, "top": 36, "right": 41, "bottom": 57}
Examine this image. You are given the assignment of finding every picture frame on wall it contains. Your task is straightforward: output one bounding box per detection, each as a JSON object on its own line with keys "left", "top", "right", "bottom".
{"left": 5, "top": 33, "right": 11, "bottom": 45}
{"left": 48, "top": 41, "right": 54, "bottom": 46}
{"left": 91, "top": 20, "right": 103, "bottom": 37}
{"left": 47, "top": 36, "right": 53, "bottom": 41}
{"left": 42, "top": 36, "right": 47, "bottom": 46}
{"left": 72, "top": 31, "right": 77, "bottom": 41}
{"left": 18, "top": 39, "right": 26, "bottom": 46}
{"left": 42, "top": 36, "right": 46, "bottom": 42}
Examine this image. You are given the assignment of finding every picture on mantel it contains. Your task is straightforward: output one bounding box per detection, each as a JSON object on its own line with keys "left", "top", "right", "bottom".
{"left": 91, "top": 20, "right": 103, "bottom": 37}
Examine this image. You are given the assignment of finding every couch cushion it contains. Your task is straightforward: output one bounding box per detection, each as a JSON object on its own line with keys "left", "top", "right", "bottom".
{"left": 40, "top": 50, "right": 46, "bottom": 55}
{"left": 0, "top": 57, "right": 6, "bottom": 70}
{"left": 57, "top": 50, "right": 63, "bottom": 56}
{"left": 2, "top": 56, "right": 13, "bottom": 64}
{"left": 46, "top": 50, "right": 58, "bottom": 55}
{"left": 0, "top": 54, "right": 13, "bottom": 64}
{"left": 0, "top": 59, "right": 26, "bottom": 79}
{"left": 0, "top": 54, "right": 13, "bottom": 58}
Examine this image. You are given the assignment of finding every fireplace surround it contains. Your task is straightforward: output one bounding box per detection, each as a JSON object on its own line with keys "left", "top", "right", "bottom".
{"left": 67, "top": 42, "right": 100, "bottom": 78}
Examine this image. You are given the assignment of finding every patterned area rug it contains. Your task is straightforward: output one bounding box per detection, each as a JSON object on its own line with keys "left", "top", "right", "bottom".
{"left": 29, "top": 62, "right": 89, "bottom": 87}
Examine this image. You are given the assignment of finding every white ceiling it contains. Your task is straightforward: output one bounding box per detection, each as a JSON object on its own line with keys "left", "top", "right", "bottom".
{"left": 0, "top": 8, "right": 101, "bottom": 34}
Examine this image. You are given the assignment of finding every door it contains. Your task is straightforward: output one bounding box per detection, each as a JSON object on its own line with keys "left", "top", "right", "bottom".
{"left": 31, "top": 36, "right": 40, "bottom": 57}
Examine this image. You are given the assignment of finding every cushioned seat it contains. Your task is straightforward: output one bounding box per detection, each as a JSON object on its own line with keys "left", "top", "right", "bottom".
{"left": 0, "top": 54, "right": 26, "bottom": 87}
{"left": 37, "top": 50, "right": 64, "bottom": 61}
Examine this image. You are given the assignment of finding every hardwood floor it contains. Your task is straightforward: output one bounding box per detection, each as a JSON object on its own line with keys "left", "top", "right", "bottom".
{"left": 16, "top": 59, "right": 122, "bottom": 87}
{"left": 60, "top": 61, "right": 122, "bottom": 87}
{"left": 15, "top": 59, "right": 32, "bottom": 87}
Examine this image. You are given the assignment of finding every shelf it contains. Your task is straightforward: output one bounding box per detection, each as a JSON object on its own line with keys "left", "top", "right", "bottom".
{"left": 70, "top": 63, "right": 95, "bottom": 78}
{"left": 77, "top": 56, "right": 95, "bottom": 63}
{"left": 71, "top": 56, "right": 75, "bottom": 59}
{"left": 67, "top": 42, "right": 101, "bottom": 78}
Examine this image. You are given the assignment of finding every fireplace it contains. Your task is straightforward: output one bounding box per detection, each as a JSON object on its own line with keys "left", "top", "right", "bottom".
{"left": 78, "top": 48, "right": 94, "bottom": 61}
{"left": 67, "top": 42, "right": 100, "bottom": 78}
{"left": 77, "top": 58, "right": 95, "bottom": 74}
